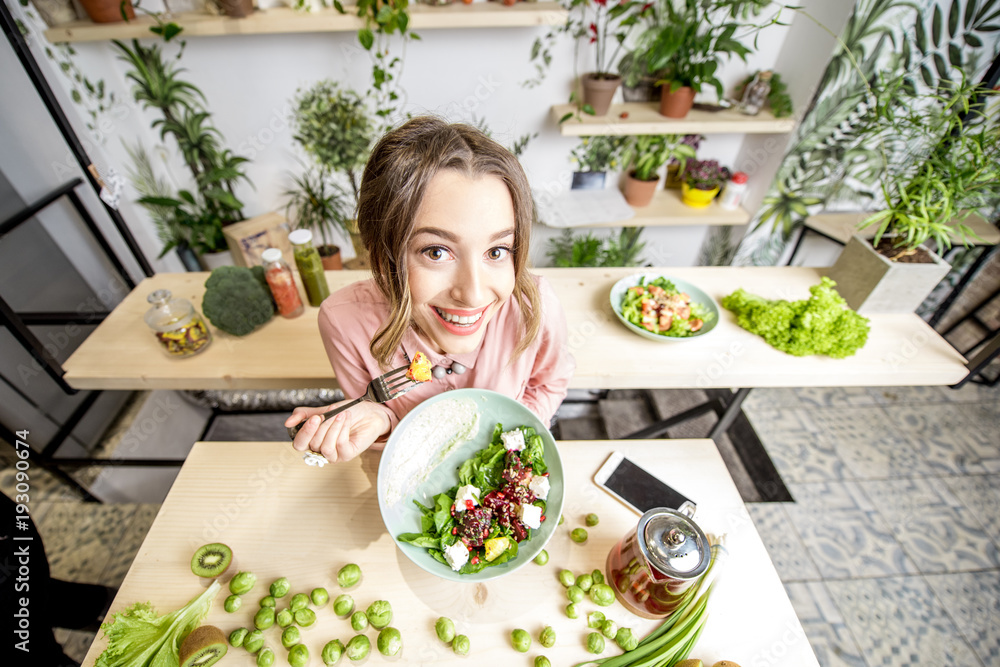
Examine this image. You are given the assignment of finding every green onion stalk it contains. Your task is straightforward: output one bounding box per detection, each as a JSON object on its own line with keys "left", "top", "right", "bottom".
{"left": 573, "top": 536, "right": 728, "bottom": 667}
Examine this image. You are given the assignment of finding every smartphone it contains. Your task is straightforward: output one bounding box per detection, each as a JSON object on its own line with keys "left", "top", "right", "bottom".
{"left": 593, "top": 452, "right": 696, "bottom": 515}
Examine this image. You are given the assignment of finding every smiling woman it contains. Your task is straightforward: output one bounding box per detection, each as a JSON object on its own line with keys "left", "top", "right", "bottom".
{"left": 285, "top": 117, "right": 576, "bottom": 466}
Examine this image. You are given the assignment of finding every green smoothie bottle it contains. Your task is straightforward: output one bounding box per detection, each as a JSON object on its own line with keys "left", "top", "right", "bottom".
{"left": 288, "top": 229, "right": 330, "bottom": 307}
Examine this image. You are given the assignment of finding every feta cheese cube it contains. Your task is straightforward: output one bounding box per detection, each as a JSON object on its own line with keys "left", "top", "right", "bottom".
{"left": 518, "top": 503, "right": 543, "bottom": 530}
{"left": 501, "top": 429, "right": 526, "bottom": 452}
{"left": 454, "top": 485, "right": 480, "bottom": 511}
{"left": 528, "top": 474, "right": 550, "bottom": 500}
{"left": 443, "top": 541, "right": 470, "bottom": 572}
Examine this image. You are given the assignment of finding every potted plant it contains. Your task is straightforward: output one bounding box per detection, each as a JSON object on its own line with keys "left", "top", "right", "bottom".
{"left": 681, "top": 159, "right": 729, "bottom": 208}
{"left": 643, "top": 0, "right": 761, "bottom": 118}
{"left": 546, "top": 227, "right": 646, "bottom": 267}
{"left": 621, "top": 134, "right": 696, "bottom": 207}
{"left": 665, "top": 134, "right": 703, "bottom": 188}
{"left": 827, "top": 76, "right": 1000, "bottom": 313}
{"left": 569, "top": 135, "right": 627, "bottom": 189}
{"left": 79, "top": 0, "right": 134, "bottom": 23}
{"left": 284, "top": 168, "right": 353, "bottom": 270}
{"left": 290, "top": 80, "right": 376, "bottom": 265}
{"left": 115, "top": 38, "right": 251, "bottom": 269}
{"left": 566, "top": 0, "right": 653, "bottom": 116}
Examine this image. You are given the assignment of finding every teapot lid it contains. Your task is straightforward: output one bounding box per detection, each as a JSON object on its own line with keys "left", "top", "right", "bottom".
{"left": 637, "top": 507, "right": 710, "bottom": 580}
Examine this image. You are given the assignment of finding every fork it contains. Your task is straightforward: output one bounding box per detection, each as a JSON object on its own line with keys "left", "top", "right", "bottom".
{"left": 287, "top": 364, "right": 418, "bottom": 441}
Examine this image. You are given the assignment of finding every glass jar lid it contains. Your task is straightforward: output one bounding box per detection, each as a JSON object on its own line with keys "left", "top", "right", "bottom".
{"left": 144, "top": 289, "right": 195, "bottom": 332}
{"left": 288, "top": 229, "right": 313, "bottom": 246}
{"left": 261, "top": 247, "right": 283, "bottom": 263}
{"left": 637, "top": 508, "right": 710, "bottom": 580}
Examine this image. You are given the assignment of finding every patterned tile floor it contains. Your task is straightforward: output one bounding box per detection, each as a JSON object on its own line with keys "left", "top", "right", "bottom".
{"left": 1, "top": 382, "right": 997, "bottom": 666}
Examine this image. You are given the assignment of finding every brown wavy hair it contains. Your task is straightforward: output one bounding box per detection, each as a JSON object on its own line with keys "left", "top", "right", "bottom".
{"left": 357, "top": 116, "right": 541, "bottom": 369}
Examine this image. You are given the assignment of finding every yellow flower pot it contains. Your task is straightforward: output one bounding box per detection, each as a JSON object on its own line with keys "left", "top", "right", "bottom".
{"left": 681, "top": 182, "right": 720, "bottom": 208}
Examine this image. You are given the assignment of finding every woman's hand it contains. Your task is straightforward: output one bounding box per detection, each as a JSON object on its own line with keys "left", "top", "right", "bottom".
{"left": 285, "top": 401, "right": 392, "bottom": 463}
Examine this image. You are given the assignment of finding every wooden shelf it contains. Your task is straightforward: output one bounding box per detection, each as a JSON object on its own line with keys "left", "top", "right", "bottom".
{"left": 552, "top": 102, "right": 796, "bottom": 136}
{"left": 44, "top": 3, "right": 568, "bottom": 43}
{"left": 805, "top": 211, "right": 1000, "bottom": 246}
{"left": 541, "top": 188, "right": 750, "bottom": 228}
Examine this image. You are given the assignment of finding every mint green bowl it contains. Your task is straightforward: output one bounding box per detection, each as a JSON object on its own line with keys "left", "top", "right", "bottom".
{"left": 377, "top": 388, "right": 564, "bottom": 582}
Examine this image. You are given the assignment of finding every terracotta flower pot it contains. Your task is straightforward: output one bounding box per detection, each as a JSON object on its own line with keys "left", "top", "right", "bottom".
{"left": 320, "top": 245, "right": 343, "bottom": 270}
{"left": 624, "top": 172, "right": 660, "bottom": 208}
{"left": 659, "top": 85, "right": 695, "bottom": 119}
{"left": 216, "top": 0, "right": 254, "bottom": 18}
{"left": 582, "top": 73, "right": 621, "bottom": 117}
{"left": 681, "top": 182, "right": 719, "bottom": 208}
{"left": 79, "top": 0, "right": 134, "bottom": 23}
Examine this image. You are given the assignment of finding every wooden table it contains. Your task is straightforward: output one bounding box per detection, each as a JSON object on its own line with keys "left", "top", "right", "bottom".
{"left": 63, "top": 267, "right": 968, "bottom": 391}
{"left": 80, "top": 439, "right": 820, "bottom": 667}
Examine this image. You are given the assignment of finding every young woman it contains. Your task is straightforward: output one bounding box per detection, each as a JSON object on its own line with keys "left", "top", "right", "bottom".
{"left": 286, "top": 116, "right": 574, "bottom": 463}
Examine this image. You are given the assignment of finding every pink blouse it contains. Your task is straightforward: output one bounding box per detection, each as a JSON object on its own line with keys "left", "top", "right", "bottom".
{"left": 317, "top": 274, "right": 575, "bottom": 433}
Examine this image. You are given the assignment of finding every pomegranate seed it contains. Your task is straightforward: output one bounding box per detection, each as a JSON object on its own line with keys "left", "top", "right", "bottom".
{"left": 471, "top": 556, "right": 479, "bottom": 564}
{"left": 542, "top": 472, "right": 549, "bottom": 477}
{"left": 465, "top": 499, "right": 474, "bottom": 510}
{"left": 541, "top": 515, "right": 546, "bottom": 522}
{"left": 452, "top": 527, "right": 458, "bottom": 534}
{"left": 451, "top": 504, "right": 456, "bottom": 512}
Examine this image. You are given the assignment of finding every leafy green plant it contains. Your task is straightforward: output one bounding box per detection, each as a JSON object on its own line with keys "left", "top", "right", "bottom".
{"left": 643, "top": 0, "right": 785, "bottom": 97}
{"left": 333, "top": 0, "right": 417, "bottom": 131}
{"left": 857, "top": 74, "right": 1000, "bottom": 259}
{"left": 569, "top": 136, "right": 628, "bottom": 173}
{"left": 115, "top": 38, "right": 250, "bottom": 255}
{"left": 737, "top": 70, "right": 793, "bottom": 117}
{"left": 284, "top": 168, "right": 353, "bottom": 249}
{"left": 623, "top": 134, "right": 696, "bottom": 181}
{"left": 567, "top": 0, "right": 654, "bottom": 78}
{"left": 546, "top": 228, "right": 646, "bottom": 267}
{"left": 683, "top": 159, "right": 729, "bottom": 191}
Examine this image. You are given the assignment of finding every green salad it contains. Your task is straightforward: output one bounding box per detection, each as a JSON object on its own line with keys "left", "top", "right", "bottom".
{"left": 620, "top": 276, "right": 715, "bottom": 337}
{"left": 398, "top": 423, "right": 551, "bottom": 575}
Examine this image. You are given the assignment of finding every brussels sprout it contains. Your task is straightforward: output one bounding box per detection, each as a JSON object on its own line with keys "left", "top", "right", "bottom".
{"left": 229, "top": 628, "right": 249, "bottom": 647}
{"left": 601, "top": 619, "right": 619, "bottom": 640}
{"left": 511, "top": 628, "right": 531, "bottom": 653}
{"left": 365, "top": 600, "right": 393, "bottom": 629}
{"left": 452, "top": 634, "right": 471, "bottom": 655}
{"left": 586, "top": 632, "right": 605, "bottom": 654}
{"left": 290, "top": 593, "right": 310, "bottom": 612}
{"left": 576, "top": 573, "right": 594, "bottom": 592}
{"left": 590, "top": 583, "right": 615, "bottom": 606}
{"left": 350, "top": 611, "right": 368, "bottom": 632}
{"left": 345, "top": 634, "right": 370, "bottom": 661}
{"left": 534, "top": 549, "right": 549, "bottom": 566}
{"left": 435, "top": 616, "right": 456, "bottom": 643}
{"left": 333, "top": 594, "right": 354, "bottom": 617}
{"left": 288, "top": 643, "right": 309, "bottom": 667}
{"left": 587, "top": 611, "right": 605, "bottom": 629}
{"left": 585, "top": 512, "right": 600, "bottom": 526}
{"left": 295, "top": 608, "right": 317, "bottom": 627}
{"left": 311, "top": 587, "right": 329, "bottom": 607}
{"left": 592, "top": 569, "right": 605, "bottom": 585}
{"left": 230, "top": 571, "right": 257, "bottom": 595}
{"left": 254, "top": 606, "right": 275, "bottom": 630}
{"left": 571, "top": 528, "right": 588, "bottom": 544}
{"left": 535, "top": 657, "right": 551, "bottom": 667}
{"left": 243, "top": 629, "right": 265, "bottom": 654}
{"left": 224, "top": 594, "right": 242, "bottom": 613}
{"left": 337, "top": 563, "right": 362, "bottom": 589}
{"left": 270, "top": 577, "right": 291, "bottom": 598}
{"left": 558, "top": 569, "right": 575, "bottom": 587}
{"left": 276, "top": 608, "right": 293, "bottom": 628}
{"left": 281, "top": 626, "right": 301, "bottom": 649}
{"left": 566, "top": 585, "right": 584, "bottom": 603}
{"left": 565, "top": 603, "right": 579, "bottom": 619}
{"left": 539, "top": 626, "right": 556, "bottom": 648}
{"left": 615, "top": 627, "right": 639, "bottom": 652}
{"left": 377, "top": 627, "right": 403, "bottom": 656}
{"left": 260, "top": 595, "right": 276, "bottom": 608}
{"left": 256, "top": 647, "right": 275, "bottom": 667}
{"left": 322, "top": 639, "right": 345, "bottom": 666}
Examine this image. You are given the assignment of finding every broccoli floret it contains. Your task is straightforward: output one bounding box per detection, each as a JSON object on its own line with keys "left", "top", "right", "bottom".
{"left": 721, "top": 277, "right": 870, "bottom": 358}
{"left": 202, "top": 266, "right": 275, "bottom": 336}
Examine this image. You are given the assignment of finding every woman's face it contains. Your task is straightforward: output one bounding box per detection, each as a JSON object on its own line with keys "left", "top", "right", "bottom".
{"left": 406, "top": 169, "right": 517, "bottom": 356}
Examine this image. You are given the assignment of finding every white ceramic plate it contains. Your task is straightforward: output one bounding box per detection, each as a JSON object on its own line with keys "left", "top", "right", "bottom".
{"left": 609, "top": 273, "right": 721, "bottom": 342}
{"left": 377, "top": 388, "right": 564, "bottom": 582}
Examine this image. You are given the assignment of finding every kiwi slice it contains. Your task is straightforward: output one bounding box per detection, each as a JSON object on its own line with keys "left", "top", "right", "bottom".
{"left": 191, "top": 543, "right": 233, "bottom": 579}
{"left": 179, "top": 625, "right": 228, "bottom": 667}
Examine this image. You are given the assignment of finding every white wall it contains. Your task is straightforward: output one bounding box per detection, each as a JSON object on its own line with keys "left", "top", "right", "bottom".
{"left": 6, "top": 0, "right": 856, "bottom": 272}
